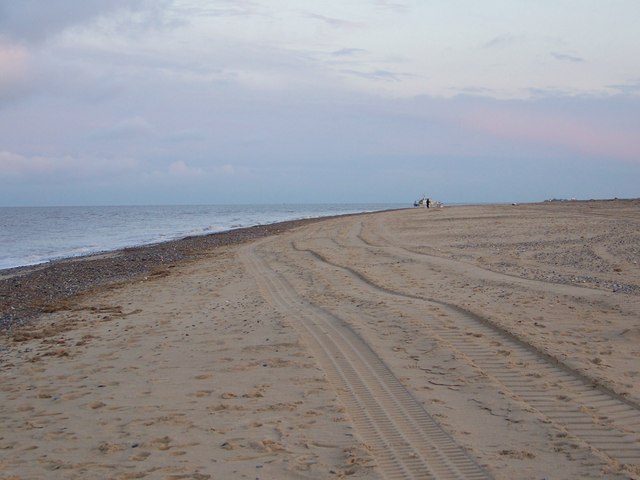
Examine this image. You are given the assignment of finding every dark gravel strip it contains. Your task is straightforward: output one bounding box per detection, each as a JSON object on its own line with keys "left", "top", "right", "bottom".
{"left": 0, "top": 216, "right": 334, "bottom": 335}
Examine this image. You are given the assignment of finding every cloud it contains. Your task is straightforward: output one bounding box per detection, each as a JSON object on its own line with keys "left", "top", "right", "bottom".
{"left": 482, "top": 34, "right": 521, "bottom": 49}
{"left": 608, "top": 80, "right": 640, "bottom": 95}
{"left": 0, "top": 1, "right": 175, "bottom": 107}
{"left": 373, "top": 1, "right": 410, "bottom": 14}
{"left": 340, "top": 68, "right": 414, "bottom": 82}
{"left": 145, "top": 161, "right": 247, "bottom": 183}
{"left": 0, "top": 0, "right": 154, "bottom": 44}
{"left": 168, "top": 160, "right": 204, "bottom": 177}
{"left": 163, "top": 128, "right": 207, "bottom": 143}
{"left": 0, "top": 150, "right": 138, "bottom": 177}
{"left": 551, "top": 52, "right": 584, "bottom": 63}
{"left": 453, "top": 86, "right": 495, "bottom": 96}
{"left": 91, "top": 116, "right": 154, "bottom": 141}
{"left": 332, "top": 48, "right": 367, "bottom": 57}
{"left": 459, "top": 102, "right": 640, "bottom": 162}
{"left": 305, "top": 13, "right": 362, "bottom": 29}
{"left": 0, "top": 44, "right": 30, "bottom": 103}
{"left": 215, "top": 163, "right": 250, "bottom": 176}
{"left": 1, "top": 2, "right": 639, "bottom": 206}
{"left": 172, "top": 0, "right": 261, "bottom": 18}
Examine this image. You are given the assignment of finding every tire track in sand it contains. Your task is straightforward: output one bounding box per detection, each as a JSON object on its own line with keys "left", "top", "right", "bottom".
{"left": 292, "top": 221, "right": 640, "bottom": 471}
{"left": 240, "top": 242, "right": 492, "bottom": 480}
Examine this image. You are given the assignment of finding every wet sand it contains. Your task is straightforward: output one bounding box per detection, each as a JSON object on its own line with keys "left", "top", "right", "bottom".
{"left": 1, "top": 200, "right": 639, "bottom": 479}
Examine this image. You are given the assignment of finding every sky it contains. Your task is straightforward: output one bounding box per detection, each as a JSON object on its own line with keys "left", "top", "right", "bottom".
{"left": 0, "top": 0, "right": 639, "bottom": 206}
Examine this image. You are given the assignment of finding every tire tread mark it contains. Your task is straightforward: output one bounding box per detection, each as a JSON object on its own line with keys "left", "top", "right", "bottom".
{"left": 241, "top": 242, "right": 492, "bottom": 480}
{"left": 292, "top": 234, "right": 640, "bottom": 467}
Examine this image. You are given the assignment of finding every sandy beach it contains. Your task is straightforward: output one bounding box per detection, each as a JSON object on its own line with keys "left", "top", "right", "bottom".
{"left": 1, "top": 200, "right": 639, "bottom": 479}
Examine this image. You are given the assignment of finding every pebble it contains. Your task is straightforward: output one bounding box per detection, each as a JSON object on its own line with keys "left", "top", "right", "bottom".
{"left": 0, "top": 217, "right": 328, "bottom": 335}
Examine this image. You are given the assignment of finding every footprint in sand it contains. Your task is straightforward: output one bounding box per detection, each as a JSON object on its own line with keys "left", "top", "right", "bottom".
{"left": 146, "top": 436, "right": 172, "bottom": 450}
{"left": 129, "top": 450, "right": 151, "bottom": 461}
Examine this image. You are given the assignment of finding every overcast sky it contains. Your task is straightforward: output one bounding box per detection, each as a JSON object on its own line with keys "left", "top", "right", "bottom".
{"left": 1, "top": 0, "right": 638, "bottom": 206}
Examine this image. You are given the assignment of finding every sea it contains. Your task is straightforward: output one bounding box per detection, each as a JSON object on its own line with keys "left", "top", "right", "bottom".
{"left": 0, "top": 204, "right": 403, "bottom": 271}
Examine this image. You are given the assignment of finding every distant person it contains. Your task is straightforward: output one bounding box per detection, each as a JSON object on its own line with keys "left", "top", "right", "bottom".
{"left": 426, "top": 198, "right": 431, "bottom": 208}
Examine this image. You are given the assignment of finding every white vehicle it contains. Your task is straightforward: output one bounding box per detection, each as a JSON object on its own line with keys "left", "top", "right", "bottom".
{"left": 413, "top": 195, "right": 442, "bottom": 208}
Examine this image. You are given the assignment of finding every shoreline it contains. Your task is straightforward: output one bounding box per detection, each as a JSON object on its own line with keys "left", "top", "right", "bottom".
{"left": 0, "top": 212, "right": 384, "bottom": 334}
{"left": 2, "top": 198, "right": 637, "bottom": 334}
{"left": 0, "top": 203, "right": 405, "bottom": 273}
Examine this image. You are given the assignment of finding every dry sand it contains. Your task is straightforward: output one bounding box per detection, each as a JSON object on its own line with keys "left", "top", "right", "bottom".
{"left": 1, "top": 200, "right": 639, "bottom": 479}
